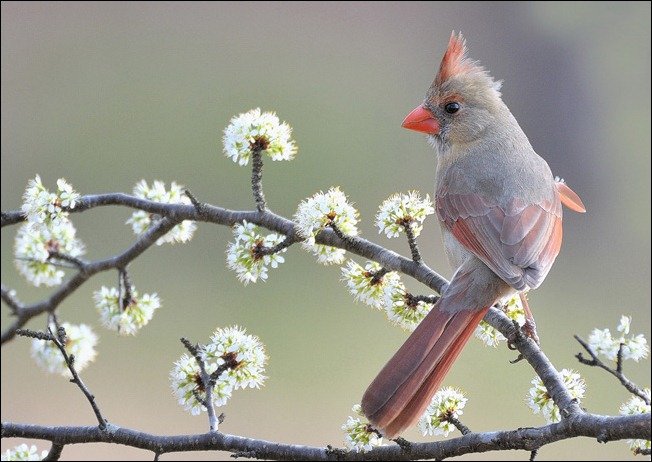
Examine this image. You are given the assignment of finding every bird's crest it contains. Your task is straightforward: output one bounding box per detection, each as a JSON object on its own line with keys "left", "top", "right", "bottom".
{"left": 435, "top": 32, "right": 485, "bottom": 86}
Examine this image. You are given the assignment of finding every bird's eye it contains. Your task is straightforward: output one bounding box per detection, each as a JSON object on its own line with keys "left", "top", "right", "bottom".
{"left": 444, "top": 102, "right": 461, "bottom": 114}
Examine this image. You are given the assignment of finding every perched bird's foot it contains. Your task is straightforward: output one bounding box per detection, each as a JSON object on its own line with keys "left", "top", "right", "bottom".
{"left": 507, "top": 319, "right": 523, "bottom": 349}
{"left": 507, "top": 320, "right": 525, "bottom": 363}
{"left": 521, "top": 318, "right": 540, "bottom": 345}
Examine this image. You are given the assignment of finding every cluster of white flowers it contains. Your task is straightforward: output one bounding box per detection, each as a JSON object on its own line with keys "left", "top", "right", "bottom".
{"left": 170, "top": 326, "right": 267, "bottom": 417}
{"left": 1, "top": 444, "right": 48, "bottom": 461}
{"left": 223, "top": 108, "right": 297, "bottom": 166}
{"left": 474, "top": 294, "right": 526, "bottom": 347}
{"left": 418, "top": 387, "right": 468, "bottom": 437}
{"left": 375, "top": 191, "right": 434, "bottom": 239}
{"left": 308, "top": 243, "right": 347, "bottom": 265}
{"left": 94, "top": 286, "right": 161, "bottom": 336}
{"left": 226, "top": 221, "right": 287, "bottom": 284}
{"left": 126, "top": 180, "right": 197, "bottom": 245}
{"left": 169, "top": 353, "right": 235, "bottom": 416}
{"left": 587, "top": 315, "right": 649, "bottom": 362}
{"left": 619, "top": 389, "right": 651, "bottom": 453}
{"left": 527, "top": 368, "right": 586, "bottom": 423}
{"left": 21, "top": 175, "right": 80, "bottom": 226}
{"left": 386, "top": 283, "right": 434, "bottom": 331}
{"left": 340, "top": 261, "right": 434, "bottom": 331}
{"left": 31, "top": 323, "right": 98, "bottom": 377}
{"left": 16, "top": 177, "right": 85, "bottom": 287}
{"left": 295, "top": 187, "right": 359, "bottom": 265}
{"left": 14, "top": 220, "right": 85, "bottom": 287}
{"left": 341, "top": 260, "right": 401, "bottom": 309}
{"left": 341, "top": 404, "right": 384, "bottom": 452}
{"left": 202, "top": 326, "right": 267, "bottom": 390}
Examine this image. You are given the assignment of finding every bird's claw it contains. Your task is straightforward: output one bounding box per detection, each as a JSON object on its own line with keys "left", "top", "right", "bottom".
{"left": 521, "top": 318, "right": 540, "bottom": 345}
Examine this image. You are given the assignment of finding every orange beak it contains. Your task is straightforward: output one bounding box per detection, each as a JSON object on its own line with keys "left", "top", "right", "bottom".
{"left": 401, "top": 105, "right": 440, "bottom": 135}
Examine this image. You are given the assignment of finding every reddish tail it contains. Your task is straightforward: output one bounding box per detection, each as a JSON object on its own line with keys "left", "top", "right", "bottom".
{"left": 361, "top": 260, "right": 508, "bottom": 438}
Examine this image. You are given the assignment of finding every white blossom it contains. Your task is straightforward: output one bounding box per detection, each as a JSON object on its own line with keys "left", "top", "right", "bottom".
{"left": 226, "top": 221, "right": 287, "bottom": 284}
{"left": 375, "top": 191, "right": 434, "bottom": 239}
{"left": 587, "top": 316, "right": 649, "bottom": 362}
{"left": 94, "top": 286, "right": 161, "bottom": 336}
{"left": 14, "top": 221, "right": 85, "bottom": 287}
{"left": 294, "top": 187, "right": 359, "bottom": 263}
{"left": 1, "top": 444, "right": 48, "bottom": 461}
{"left": 202, "top": 326, "right": 267, "bottom": 390}
{"left": 475, "top": 294, "right": 526, "bottom": 347}
{"left": 31, "top": 323, "right": 98, "bottom": 377}
{"left": 386, "top": 283, "right": 434, "bottom": 331}
{"left": 126, "top": 180, "right": 197, "bottom": 245}
{"left": 527, "top": 368, "right": 585, "bottom": 423}
{"left": 618, "top": 315, "right": 632, "bottom": 335}
{"left": 223, "top": 108, "right": 296, "bottom": 166}
{"left": 341, "top": 260, "right": 401, "bottom": 309}
{"left": 21, "top": 175, "right": 80, "bottom": 226}
{"left": 169, "top": 353, "right": 235, "bottom": 417}
{"left": 301, "top": 242, "right": 347, "bottom": 265}
{"left": 342, "top": 404, "right": 384, "bottom": 452}
{"left": 619, "top": 389, "right": 651, "bottom": 453}
{"left": 418, "top": 387, "right": 468, "bottom": 437}
{"left": 170, "top": 326, "right": 267, "bottom": 417}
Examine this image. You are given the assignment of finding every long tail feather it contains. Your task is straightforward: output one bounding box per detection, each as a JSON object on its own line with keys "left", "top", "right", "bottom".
{"left": 361, "top": 258, "right": 509, "bottom": 438}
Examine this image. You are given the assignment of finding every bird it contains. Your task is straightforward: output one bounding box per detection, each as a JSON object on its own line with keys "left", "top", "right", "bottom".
{"left": 360, "top": 31, "right": 586, "bottom": 439}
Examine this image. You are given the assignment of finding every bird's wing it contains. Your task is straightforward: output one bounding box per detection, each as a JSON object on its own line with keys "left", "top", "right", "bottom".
{"left": 436, "top": 191, "right": 563, "bottom": 291}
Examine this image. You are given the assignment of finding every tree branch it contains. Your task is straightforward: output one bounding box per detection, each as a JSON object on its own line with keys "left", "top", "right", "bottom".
{"left": 2, "top": 413, "right": 648, "bottom": 460}
{"left": 0, "top": 194, "right": 587, "bottom": 414}
{"left": 2, "top": 192, "right": 649, "bottom": 459}
{"left": 1, "top": 217, "right": 177, "bottom": 344}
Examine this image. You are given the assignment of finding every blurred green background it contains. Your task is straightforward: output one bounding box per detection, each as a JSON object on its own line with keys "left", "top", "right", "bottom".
{"left": 1, "top": 2, "right": 650, "bottom": 460}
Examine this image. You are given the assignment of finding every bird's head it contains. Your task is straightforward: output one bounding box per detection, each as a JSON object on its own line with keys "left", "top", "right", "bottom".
{"left": 402, "top": 32, "right": 504, "bottom": 146}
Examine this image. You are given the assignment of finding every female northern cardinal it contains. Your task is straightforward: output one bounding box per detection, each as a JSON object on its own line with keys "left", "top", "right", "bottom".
{"left": 361, "top": 32, "right": 586, "bottom": 438}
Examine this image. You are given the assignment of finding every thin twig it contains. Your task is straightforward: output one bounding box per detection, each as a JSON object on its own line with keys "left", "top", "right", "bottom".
{"left": 255, "top": 235, "right": 295, "bottom": 257}
{"left": 51, "top": 326, "right": 108, "bottom": 429}
{"left": 16, "top": 328, "right": 107, "bottom": 429}
{"left": 329, "top": 222, "right": 355, "bottom": 246}
{"left": 251, "top": 149, "right": 266, "bottom": 212}
{"left": 184, "top": 188, "right": 206, "bottom": 217}
{"left": 180, "top": 338, "right": 219, "bottom": 432}
{"left": 403, "top": 221, "right": 422, "bottom": 263}
{"left": 446, "top": 416, "right": 472, "bottom": 436}
{"left": 42, "top": 443, "right": 64, "bottom": 461}
{"left": 48, "top": 251, "right": 86, "bottom": 269}
{"left": 406, "top": 294, "right": 439, "bottom": 305}
{"left": 370, "top": 267, "right": 389, "bottom": 285}
{"left": 13, "top": 255, "right": 80, "bottom": 270}
{"left": 120, "top": 268, "right": 134, "bottom": 309}
{"left": 574, "top": 335, "right": 650, "bottom": 404}
{"left": 392, "top": 437, "right": 412, "bottom": 453}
